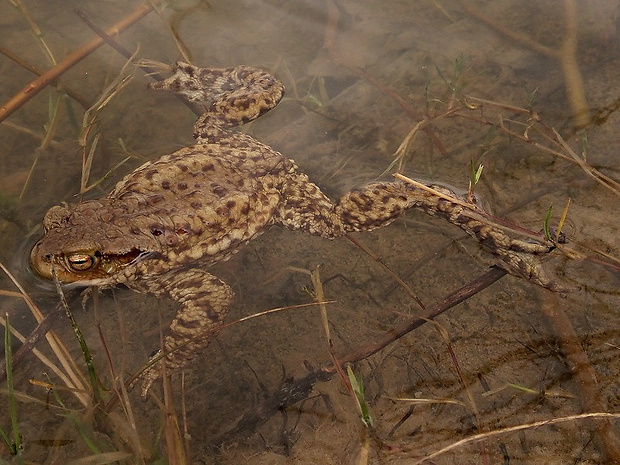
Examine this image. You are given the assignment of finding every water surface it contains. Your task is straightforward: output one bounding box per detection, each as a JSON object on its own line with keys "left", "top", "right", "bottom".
{"left": 0, "top": 0, "right": 619, "bottom": 463}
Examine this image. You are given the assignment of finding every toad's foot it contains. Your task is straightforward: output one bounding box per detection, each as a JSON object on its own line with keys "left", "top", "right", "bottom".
{"left": 149, "top": 62, "right": 285, "bottom": 142}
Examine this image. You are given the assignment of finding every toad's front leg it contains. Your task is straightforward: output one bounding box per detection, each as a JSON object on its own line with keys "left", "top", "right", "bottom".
{"left": 130, "top": 268, "right": 234, "bottom": 395}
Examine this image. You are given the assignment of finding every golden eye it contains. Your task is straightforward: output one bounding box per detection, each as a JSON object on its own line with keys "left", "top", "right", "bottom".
{"left": 65, "top": 253, "right": 98, "bottom": 271}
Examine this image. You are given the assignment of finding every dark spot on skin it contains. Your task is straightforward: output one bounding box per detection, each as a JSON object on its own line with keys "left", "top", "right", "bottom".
{"left": 437, "top": 199, "right": 452, "bottom": 212}
{"left": 179, "top": 164, "right": 189, "bottom": 172}
{"left": 470, "top": 223, "right": 484, "bottom": 235}
{"left": 207, "top": 308, "right": 220, "bottom": 322}
{"left": 389, "top": 206, "right": 402, "bottom": 216}
{"left": 191, "top": 201, "right": 202, "bottom": 209}
{"left": 178, "top": 182, "right": 188, "bottom": 190}
{"left": 161, "top": 180, "right": 171, "bottom": 190}
{"left": 150, "top": 225, "right": 164, "bottom": 236}
{"left": 236, "top": 99, "right": 251, "bottom": 110}
{"left": 212, "top": 185, "right": 228, "bottom": 197}
{"left": 147, "top": 194, "right": 165, "bottom": 205}
{"left": 145, "top": 169, "right": 157, "bottom": 180}
{"left": 185, "top": 190, "right": 200, "bottom": 199}
{"left": 202, "top": 163, "right": 215, "bottom": 172}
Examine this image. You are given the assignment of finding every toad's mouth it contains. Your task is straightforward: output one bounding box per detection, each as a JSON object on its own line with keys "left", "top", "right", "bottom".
{"left": 29, "top": 244, "right": 152, "bottom": 285}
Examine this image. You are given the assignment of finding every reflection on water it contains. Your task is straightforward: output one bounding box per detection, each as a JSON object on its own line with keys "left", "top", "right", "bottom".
{"left": 0, "top": 0, "right": 619, "bottom": 463}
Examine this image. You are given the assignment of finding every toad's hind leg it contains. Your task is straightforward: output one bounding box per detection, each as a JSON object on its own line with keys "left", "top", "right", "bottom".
{"left": 132, "top": 268, "right": 234, "bottom": 395}
{"left": 275, "top": 174, "right": 565, "bottom": 291}
{"left": 275, "top": 174, "right": 425, "bottom": 237}
{"left": 148, "top": 61, "right": 285, "bottom": 140}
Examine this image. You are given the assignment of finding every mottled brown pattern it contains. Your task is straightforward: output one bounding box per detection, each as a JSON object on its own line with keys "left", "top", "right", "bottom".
{"left": 30, "top": 62, "right": 563, "bottom": 395}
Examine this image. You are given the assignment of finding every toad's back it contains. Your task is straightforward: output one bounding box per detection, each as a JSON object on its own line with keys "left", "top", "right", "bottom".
{"left": 108, "top": 132, "right": 295, "bottom": 265}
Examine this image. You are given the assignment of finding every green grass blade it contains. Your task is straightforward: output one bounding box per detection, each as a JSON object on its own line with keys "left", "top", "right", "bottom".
{"left": 53, "top": 278, "right": 103, "bottom": 403}
{"left": 66, "top": 305, "right": 103, "bottom": 403}
{"left": 0, "top": 425, "right": 12, "bottom": 455}
{"left": 4, "top": 314, "right": 21, "bottom": 457}
{"left": 346, "top": 366, "right": 373, "bottom": 428}
{"left": 543, "top": 205, "right": 553, "bottom": 241}
{"left": 63, "top": 411, "right": 102, "bottom": 455}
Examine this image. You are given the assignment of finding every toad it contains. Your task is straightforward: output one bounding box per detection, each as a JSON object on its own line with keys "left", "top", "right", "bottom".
{"left": 30, "top": 62, "right": 562, "bottom": 394}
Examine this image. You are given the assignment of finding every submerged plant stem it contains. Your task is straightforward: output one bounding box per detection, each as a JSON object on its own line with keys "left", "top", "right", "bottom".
{"left": 0, "top": 1, "right": 158, "bottom": 124}
{"left": 4, "top": 314, "right": 21, "bottom": 457}
{"left": 216, "top": 267, "right": 507, "bottom": 441}
{"left": 459, "top": 0, "right": 589, "bottom": 127}
{"left": 540, "top": 290, "right": 620, "bottom": 462}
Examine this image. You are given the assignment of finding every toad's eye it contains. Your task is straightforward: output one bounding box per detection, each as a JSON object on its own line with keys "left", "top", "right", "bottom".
{"left": 65, "top": 253, "right": 98, "bottom": 271}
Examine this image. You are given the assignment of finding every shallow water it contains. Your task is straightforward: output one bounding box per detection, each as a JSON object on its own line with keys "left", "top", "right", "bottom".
{"left": 1, "top": 0, "right": 620, "bottom": 463}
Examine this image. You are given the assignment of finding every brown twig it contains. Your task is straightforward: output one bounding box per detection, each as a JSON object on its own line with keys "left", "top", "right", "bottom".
{"left": 215, "top": 266, "right": 506, "bottom": 441}
{"left": 73, "top": 7, "right": 201, "bottom": 117}
{"left": 0, "top": 302, "right": 57, "bottom": 383}
{"left": 456, "top": 97, "right": 620, "bottom": 197}
{"left": 0, "top": 46, "right": 91, "bottom": 110}
{"left": 0, "top": 1, "right": 158, "bottom": 124}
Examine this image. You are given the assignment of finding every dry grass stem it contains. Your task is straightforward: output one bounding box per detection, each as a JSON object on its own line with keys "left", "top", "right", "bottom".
{"left": 411, "top": 412, "right": 620, "bottom": 464}
{"left": 391, "top": 396, "right": 466, "bottom": 407}
{"left": 455, "top": 97, "right": 619, "bottom": 197}
{"left": 552, "top": 128, "right": 620, "bottom": 195}
{"left": 0, "top": 46, "right": 90, "bottom": 109}
{"left": 215, "top": 268, "right": 507, "bottom": 442}
{"left": 346, "top": 234, "right": 425, "bottom": 310}
{"left": 8, "top": 0, "right": 57, "bottom": 66}
{"left": 0, "top": 312, "right": 88, "bottom": 402}
{"left": 427, "top": 318, "right": 489, "bottom": 463}
{"left": 0, "top": 1, "right": 158, "bottom": 124}
{"left": 0, "top": 263, "right": 90, "bottom": 405}
{"left": 311, "top": 266, "right": 332, "bottom": 347}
